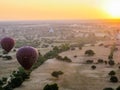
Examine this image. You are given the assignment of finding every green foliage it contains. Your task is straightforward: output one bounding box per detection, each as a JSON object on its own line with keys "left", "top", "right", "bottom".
{"left": 43, "top": 83, "right": 59, "bottom": 90}
{"left": 10, "top": 76, "right": 23, "bottom": 88}
{"left": 31, "top": 56, "right": 46, "bottom": 70}
{"left": 3, "top": 84, "right": 13, "bottom": 90}
{"left": 32, "top": 44, "right": 70, "bottom": 71}
{"left": 51, "top": 71, "right": 64, "bottom": 78}
{"left": 108, "top": 70, "right": 116, "bottom": 76}
{"left": 1, "top": 67, "right": 30, "bottom": 90}
{"left": 60, "top": 44, "right": 70, "bottom": 51}
{"left": 110, "top": 76, "right": 118, "bottom": 83}
{"left": 2, "top": 77, "right": 7, "bottom": 83}
{"left": 0, "top": 86, "right": 4, "bottom": 90}
{"left": 0, "top": 80, "right": 3, "bottom": 86}
{"left": 53, "top": 46, "right": 60, "bottom": 53}
{"left": 85, "top": 50, "right": 95, "bottom": 56}
{"left": 44, "top": 50, "right": 58, "bottom": 59}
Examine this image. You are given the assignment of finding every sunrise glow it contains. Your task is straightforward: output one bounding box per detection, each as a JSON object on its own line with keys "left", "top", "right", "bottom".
{"left": 0, "top": 0, "right": 120, "bottom": 20}
{"left": 103, "top": 0, "right": 120, "bottom": 19}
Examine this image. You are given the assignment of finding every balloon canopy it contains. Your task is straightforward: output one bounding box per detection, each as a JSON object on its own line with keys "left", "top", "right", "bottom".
{"left": 16, "top": 46, "right": 38, "bottom": 70}
{"left": 0, "top": 37, "right": 15, "bottom": 52}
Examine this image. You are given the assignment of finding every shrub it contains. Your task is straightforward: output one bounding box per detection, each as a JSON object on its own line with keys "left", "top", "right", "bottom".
{"left": 103, "top": 87, "right": 114, "bottom": 90}
{"left": 110, "top": 76, "right": 118, "bottom": 83}
{"left": 2, "top": 55, "right": 12, "bottom": 60}
{"left": 51, "top": 71, "right": 63, "bottom": 78}
{"left": 16, "top": 67, "right": 30, "bottom": 80}
{"left": 85, "top": 50, "right": 95, "bottom": 56}
{"left": 53, "top": 46, "right": 60, "bottom": 53}
{"left": 74, "top": 55, "right": 77, "bottom": 58}
{"left": 0, "top": 55, "right": 2, "bottom": 57}
{"left": 104, "top": 61, "right": 108, "bottom": 64}
{"left": 79, "top": 46, "right": 82, "bottom": 50}
{"left": 2, "top": 77, "right": 7, "bottom": 82}
{"left": 13, "top": 49, "right": 16, "bottom": 52}
{"left": 86, "top": 60, "right": 93, "bottom": 64}
{"left": 10, "top": 76, "right": 23, "bottom": 88}
{"left": 108, "top": 60, "right": 115, "bottom": 66}
{"left": 44, "top": 50, "right": 58, "bottom": 59}
{"left": 0, "top": 80, "right": 3, "bottom": 86}
{"left": 108, "top": 70, "right": 116, "bottom": 76}
{"left": 97, "top": 59, "right": 104, "bottom": 64}
{"left": 63, "top": 56, "right": 72, "bottom": 62}
{"left": 2, "top": 50, "right": 8, "bottom": 54}
{"left": 3, "top": 84, "right": 13, "bottom": 90}
{"left": 43, "top": 83, "right": 59, "bottom": 90}
{"left": 56, "top": 55, "right": 62, "bottom": 60}
{"left": 0, "top": 86, "right": 4, "bottom": 90}
{"left": 91, "top": 65, "right": 96, "bottom": 70}
{"left": 108, "top": 54, "right": 113, "bottom": 60}
{"left": 116, "top": 86, "right": 120, "bottom": 90}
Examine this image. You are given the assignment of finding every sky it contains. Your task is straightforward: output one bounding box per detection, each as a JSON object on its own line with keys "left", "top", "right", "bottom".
{"left": 0, "top": 0, "right": 118, "bottom": 20}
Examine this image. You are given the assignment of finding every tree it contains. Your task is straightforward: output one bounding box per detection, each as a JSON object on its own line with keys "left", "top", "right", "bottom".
{"left": 91, "top": 65, "right": 96, "bottom": 70}
{"left": 0, "top": 86, "right": 4, "bottom": 90}
{"left": 85, "top": 50, "right": 95, "bottom": 56}
{"left": 97, "top": 59, "right": 104, "bottom": 64}
{"left": 118, "top": 66, "right": 120, "bottom": 69}
{"left": 2, "top": 55, "right": 12, "bottom": 60}
{"left": 51, "top": 71, "right": 63, "bottom": 78}
{"left": 74, "top": 55, "right": 77, "bottom": 58}
{"left": 110, "top": 76, "right": 118, "bottom": 83}
{"left": 43, "top": 83, "right": 59, "bottom": 90}
{"left": 63, "top": 56, "right": 72, "bottom": 62}
{"left": 10, "top": 76, "right": 23, "bottom": 88}
{"left": 108, "top": 55, "right": 113, "bottom": 60}
{"left": 0, "top": 80, "right": 3, "bottom": 86}
{"left": 86, "top": 60, "right": 93, "bottom": 64}
{"left": 108, "top": 60, "right": 115, "bottom": 66}
{"left": 103, "top": 87, "right": 114, "bottom": 90}
{"left": 116, "top": 86, "right": 120, "bottom": 90}
{"left": 56, "top": 55, "right": 62, "bottom": 60}
{"left": 104, "top": 61, "right": 108, "bottom": 65}
{"left": 108, "top": 70, "right": 116, "bottom": 76}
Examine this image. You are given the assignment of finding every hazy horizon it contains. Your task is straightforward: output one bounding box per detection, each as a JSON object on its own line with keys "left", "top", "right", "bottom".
{"left": 0, "top": 0, "right": 120, "bottom": 20}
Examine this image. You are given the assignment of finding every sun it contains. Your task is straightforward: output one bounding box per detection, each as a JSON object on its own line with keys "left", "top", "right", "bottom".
{"left": 103, "top": 0, "right": 120, "bottom": 19}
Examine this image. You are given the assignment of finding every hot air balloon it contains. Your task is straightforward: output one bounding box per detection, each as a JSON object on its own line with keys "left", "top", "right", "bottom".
{"left": 0, "top": 37, "right": 15, "bottom": 53}
{"left": 16, "top": 46, "right": 38, "bottom": 70}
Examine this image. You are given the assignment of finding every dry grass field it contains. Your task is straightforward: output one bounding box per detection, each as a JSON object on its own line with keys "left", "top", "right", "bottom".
{"left": 11, "top": 45, "right": 120, "bottom": 90}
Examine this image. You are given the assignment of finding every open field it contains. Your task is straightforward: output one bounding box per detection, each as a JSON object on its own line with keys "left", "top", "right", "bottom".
{"left": 0, "top": 20, "right": 120, "bottom": 90}
{"left": 12, "top": 45, "right": 120, "bottom": 90}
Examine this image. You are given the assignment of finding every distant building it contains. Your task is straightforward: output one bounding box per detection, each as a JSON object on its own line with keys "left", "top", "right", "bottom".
{"left": 49, "top": 27, "right": 54, "bottom": 33}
